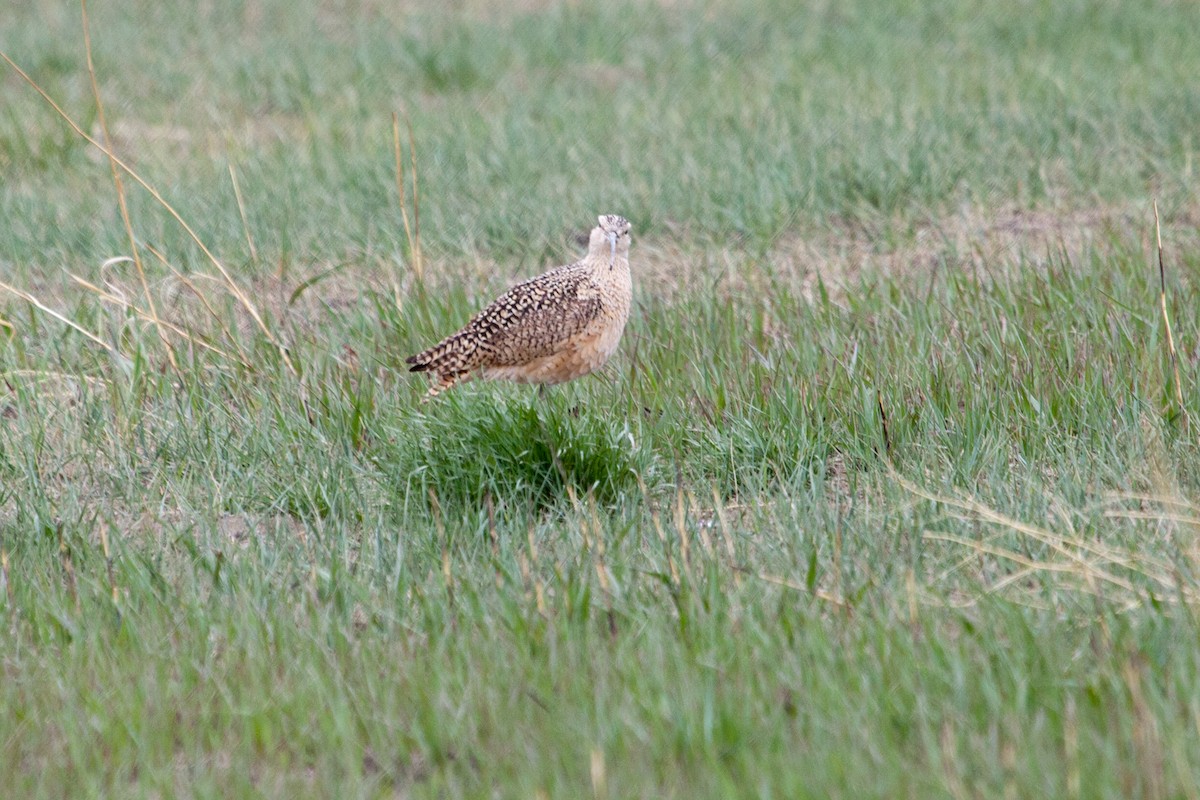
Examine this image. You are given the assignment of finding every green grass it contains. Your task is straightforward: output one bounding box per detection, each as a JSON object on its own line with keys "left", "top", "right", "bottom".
{"left": 3, "top": 0, "right": 1200, "bottom": 796}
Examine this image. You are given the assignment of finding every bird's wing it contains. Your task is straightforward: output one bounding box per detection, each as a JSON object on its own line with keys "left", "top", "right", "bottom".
{"left": 466, "top": 264, "right": 603, "bottom": 366}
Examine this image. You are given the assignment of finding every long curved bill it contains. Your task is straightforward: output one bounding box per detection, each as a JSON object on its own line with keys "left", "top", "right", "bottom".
{"left": 607, "top": 231, "right": 617, "bottom": 267}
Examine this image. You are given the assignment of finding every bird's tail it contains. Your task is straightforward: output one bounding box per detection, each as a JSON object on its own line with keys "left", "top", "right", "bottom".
{"left": 404, "top": 331, "right": 471, "bottom": 373}
{"left": 404, "top": 348, "right": 435, "bottom": 372}
{"left": 405, "top": 330, "right": 478, "bottom": 399}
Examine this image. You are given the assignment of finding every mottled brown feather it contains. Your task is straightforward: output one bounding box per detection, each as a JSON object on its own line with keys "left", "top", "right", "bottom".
{"left": 406, "top": 214, "right": 632, "bottom": 399}
{"left": 406, "top": 264, "right": 601, "bottom": 372}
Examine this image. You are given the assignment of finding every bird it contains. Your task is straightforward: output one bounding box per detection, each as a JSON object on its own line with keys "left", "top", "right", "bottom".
{"left": 406, "top": 214, "right": 633, "bottom": 400}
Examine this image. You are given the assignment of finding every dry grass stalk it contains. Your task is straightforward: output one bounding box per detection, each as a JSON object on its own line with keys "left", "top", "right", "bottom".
{"left": 406, "top": 113, "right": 422, "bottom": 278}
{"left": 141, "top": 241, "right": 251, "bottom": 365}
{"left": 525, "top": 524, "right": 548, "bottom": 616}
{"left": 709, "top": 486, "right": 739, "bottom": 566}
{"left": 0, "top": 279, "right": 124, "bottom": 360}
{"left": 99, "top": 522, "right": 119, "bottom": 607}
{"left": 1104, "top": 492, "right": 1198, "bottom": 511}
{"left": 228, "top": 161, "right": 259, "bottom": 263}
{"left": 939, "top": 720, "right": 970, "bottom": 800}
{"left": 0, "top": 369, "right": 107, "bottom": 390}
{"left": 70, "top": 275, "right": 243, "bottom": 364}
{"left": 1123, "top": 657, "right": 1167, "bottom": 799}
{"left": 0, "top": 547, "right": 10, "bottom": 609}
{"left": 922, "top": 531, "right": 1138, "bottom": 596}
{"left": 639, "top": 474, "right": 680, "bottom": 585}
{"left": 81, "top": 0, "right": 177, "bottom": 372}
{"left": 58, "top": 524, "right": 80, "bottom": 614}
{"left": 673, "top": 473, "right": 691, "bottom": 572}
{"left": 1153, "top": 201, "right": 1187, "bottom": 431}
{"left": 876, "top": 389, "right": 892, "bottom": 460}
{"left": 744, "top": 568, "right": 851, "bottom": 611}
{"left": 897, "top": 473, "right": 1197, "bottom": 608}
{"left": 686, "top": 489, "right": 714, "bottom": 555}
{"left": 1064, "top": 695, "right": 1080, "bottom": 800}
{"left": 0, "top": 49, "right": 296, "bottom": 376}
{"left": 1104, "top": 509, "right": 1200, "bottom": 527}
{"left": 903, "top": 474, "right": 1174, "bottom": 577}
{"left": 589, "top": 748, "right": 607, "bottom": 800}
{"left": 392, "top": 110, "right": 424, "bottom": 288}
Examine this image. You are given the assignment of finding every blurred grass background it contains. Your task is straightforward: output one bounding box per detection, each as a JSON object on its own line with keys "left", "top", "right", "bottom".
{"left": 4, "top": 0, "right": 1199, "bottom": 270}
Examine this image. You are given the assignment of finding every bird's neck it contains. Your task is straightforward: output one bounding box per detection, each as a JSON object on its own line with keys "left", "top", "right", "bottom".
{"left": 587, "top": 251, "right": 629, "bottom": 274}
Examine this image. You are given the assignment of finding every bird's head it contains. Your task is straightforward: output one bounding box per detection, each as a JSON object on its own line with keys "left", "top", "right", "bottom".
{"left": 589, "top": 214, "right": 632, "bottom": 268}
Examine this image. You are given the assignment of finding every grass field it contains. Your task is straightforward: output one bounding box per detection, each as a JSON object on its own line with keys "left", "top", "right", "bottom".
{"left": 3, "top": 0, "right": 1200, "bottom": 796}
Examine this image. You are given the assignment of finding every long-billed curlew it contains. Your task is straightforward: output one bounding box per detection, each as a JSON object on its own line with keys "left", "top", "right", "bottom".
{"left": 406, "top": 214, "right": 633, "bottom": 399}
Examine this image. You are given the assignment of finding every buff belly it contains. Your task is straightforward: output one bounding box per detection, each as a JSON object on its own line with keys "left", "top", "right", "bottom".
{"left": 481, "top": 319, "right": 626, "bottom": 385}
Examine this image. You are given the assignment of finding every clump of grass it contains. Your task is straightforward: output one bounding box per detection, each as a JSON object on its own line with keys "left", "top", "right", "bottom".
{"left": 377, "top": 392, "right": 650, "bottom": 512}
